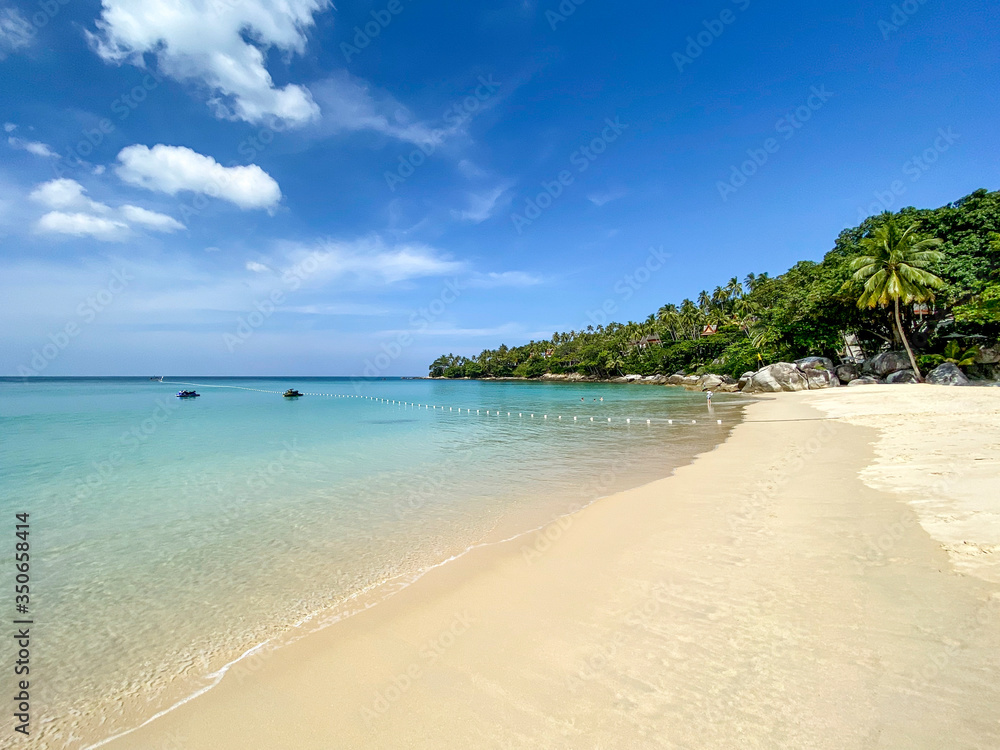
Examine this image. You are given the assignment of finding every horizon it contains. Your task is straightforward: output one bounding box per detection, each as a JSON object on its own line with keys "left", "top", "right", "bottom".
{"left": 2, "top": 0, "right": 998, "bottom": 376}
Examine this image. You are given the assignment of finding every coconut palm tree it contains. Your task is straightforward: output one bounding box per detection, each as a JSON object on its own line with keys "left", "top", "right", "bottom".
{"left": 848, "top": 218, "right": 945, "bottom": 381}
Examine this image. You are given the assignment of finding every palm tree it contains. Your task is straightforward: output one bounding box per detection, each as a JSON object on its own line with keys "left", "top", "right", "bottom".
{"left": 848, "top": 218, "right": 945, "bottom": 381}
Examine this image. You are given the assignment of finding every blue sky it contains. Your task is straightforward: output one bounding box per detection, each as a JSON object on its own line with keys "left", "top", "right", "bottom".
{"left": 1, "top": 0, "right": 997, "bottom": 376}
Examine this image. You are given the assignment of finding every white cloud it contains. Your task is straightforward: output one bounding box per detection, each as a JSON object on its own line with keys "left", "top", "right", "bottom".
{"left": 29, "top": 179, "right": 110, "bottom": 213}
{"left": 587, "top": 187, "right": 627, "bottom": 207}
{"left": 115, "top": 144, "right": 281, "bottom": 210}
{"left": 3, "top": 123, "right": 16, "bottom": 132}
{"left": 245, "top": 261, "right": 271, "bottom": 273}
{"left": 29, "top": 178, "right": 185, "bottom": 239}
{"left": 88, "top": 0, "right": 329, "bottom": 126}
{"left": 280, "top": 236, "right": 466, "bottom": 286}
{"left": 0, "top": 6, "right": 33, "bottom": 59}
{"left": 311, "top": 72, "right": 448, "bottom": 147}
{"left": 8, "top": 137, "right": 56, "bottom": 157}
{"left": 452, "top": 184, "right": 511, "bottom": 223}
{"left": 36, "top": 212, "right": 129, "bottom": 241}
{"left": 120, "top": 205, "right": 184, "bottom": 232}
{"left": 468, "top": 271, "right": 543, "bottom": 288}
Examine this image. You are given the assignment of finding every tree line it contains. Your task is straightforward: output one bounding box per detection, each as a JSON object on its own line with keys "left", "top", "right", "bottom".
{"left": 430, "top": 189, "right": 1000, "bottom": 382}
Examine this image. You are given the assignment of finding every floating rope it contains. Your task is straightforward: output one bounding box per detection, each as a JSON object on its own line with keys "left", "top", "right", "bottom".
{"left": 161, "top": 381, "right": 729, "bottom": 427}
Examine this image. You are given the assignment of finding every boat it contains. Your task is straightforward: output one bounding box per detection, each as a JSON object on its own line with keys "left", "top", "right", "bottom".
{"left": 283, "top": 389, "right": 304, "bottom": 398}
{"left": 176, "top": 390, "right": 200, "bottom": 398}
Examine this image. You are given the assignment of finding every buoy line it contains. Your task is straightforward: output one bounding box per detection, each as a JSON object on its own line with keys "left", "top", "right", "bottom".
{"left": 161, "top": 381, "right": 728, "bottom": 427}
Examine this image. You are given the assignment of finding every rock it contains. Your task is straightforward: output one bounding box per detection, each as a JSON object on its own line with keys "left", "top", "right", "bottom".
{"left": 847, "top": 376, "right": 880, "bottom": 387}
{"left": 744, "top": 362, "right": 809, "bottom": 393}
{"left": 835, "top": 363, "right": 860, "bottom": 384}
{"left": 795, "top": 356, "right": 835, "bottom": 373}
{"left": 864, "top": 351, "right": 911, "bottom": 377}
{"left": 611, "top": 376, "right": 629, "bottom": 383}
{"left": 624, "top": 374, "right": 643, "bottom": 382}
{"left": 699, "top": 374, "right": 726, "bottom": 391}
{"left": 681, "top": 375, "right": 701, "bottom": 387}
{"left": 737, "top": 371, "right": 756, "bottom": 389}
{"left": 976, "top": 346, "right": 1000, "bottom": 365}
{"left": 717, "top": 383, "right": 741, "bottom": 393}
{"left": 926, "top": 362, "right": 971, "bottom": 386}
{"left": 886, "top": 369, "right": 917, "bottom": 384}
{"left": 804, "top": 368, "right": 839, "bottom": 390}
{"left": 666, "top": 374, "right": 686, "bottom": 386}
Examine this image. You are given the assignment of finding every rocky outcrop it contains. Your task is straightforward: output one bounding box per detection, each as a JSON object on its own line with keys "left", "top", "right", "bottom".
{"left": 804, "top": 368, "right": 840, "bottom": 390}
{"left": 743, "top": 362, "right": 809, "bottom": 393}
{"left": 681, "top": 375, "right": 701, "bottom": 387}
{"left": 886, "top": 369, "right": 917, "bottom": 384}
{"left": 926, "top": 362, "right": 971, "bottom": 386}
{"left": 847, "top": 376, "right": 880, "bottom": 387}
{"left": 699, "top": 374, "right": 726, "bottom": 391}
{"left": 864, "top": 351, "right": 911, "bottom": 378}
{"left": 666, "top": 374, "right": 686, "bottom": 386}
{"left": 738, "top": 371, "right": 756, "bottom": 389}
{"left": 976, "top": 346, "right": 1000, "bottom": 365}
{"left": 795, "top": 356, "right": 835, "bottom": 373}
{"left": 835, "top": 363, "right": 860, "bottom": 384}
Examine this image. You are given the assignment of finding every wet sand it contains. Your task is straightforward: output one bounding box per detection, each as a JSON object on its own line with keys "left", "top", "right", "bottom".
{"left": 95, "top": 387, "right": 1000, "bottom": 749}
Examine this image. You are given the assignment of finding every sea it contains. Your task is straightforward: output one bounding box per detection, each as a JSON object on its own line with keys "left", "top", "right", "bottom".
{"left": 0, "top": 377, "right": 743, "bottom": 748}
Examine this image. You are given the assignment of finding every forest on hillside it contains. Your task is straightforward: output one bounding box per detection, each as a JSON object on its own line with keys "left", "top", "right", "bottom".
{"left": 429, "top": 189, "right": 1000, "bottom": 381}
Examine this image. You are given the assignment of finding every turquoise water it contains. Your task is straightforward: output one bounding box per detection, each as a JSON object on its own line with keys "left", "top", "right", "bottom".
{"left": 0, "top": 377, "right": 740, "bottom": 747}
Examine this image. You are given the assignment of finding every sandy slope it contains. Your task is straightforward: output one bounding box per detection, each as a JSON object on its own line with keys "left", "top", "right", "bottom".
{"left": 95, "top": 388, "right": 1000, "bottom": 750}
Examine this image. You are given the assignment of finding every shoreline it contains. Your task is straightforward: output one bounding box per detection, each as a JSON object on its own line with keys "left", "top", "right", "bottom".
{"left": 97, "top": 387, "right": 1000, "bottom": 749}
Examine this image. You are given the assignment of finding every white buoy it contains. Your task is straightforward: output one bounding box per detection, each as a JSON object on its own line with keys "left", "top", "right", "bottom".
{"left": 608, "top": 418, "right": 611, "bottom": 422}
{"left": 544, "top": 415, "right": 547, "bottom": 419}
{"left": 574, "top": 416, "right": 577, "bottom": 421}
{"left": 668, "top": 419, "right": 673, "bottom": 424}
{"left": 627, "top": 418, "right": 631, "bottom": 424}
{"left": 692, "top": 420, "right": 696, "bottom": 425}
{"left": 717, "top": 420, "right": 722, "bottom": 425}
{"left": 647, "top": 419, "right": 651, "bottom": 424}
{"left": 590, "top": 417, "right": 594, "bottom": 422}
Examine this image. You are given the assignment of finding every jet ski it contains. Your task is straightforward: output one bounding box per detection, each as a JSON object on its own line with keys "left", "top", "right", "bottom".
{"left": 283, "top": 389, "right": 304, "bottom": 398}
{"left": 176, "top": 390, "right": 200, "bottom": 398}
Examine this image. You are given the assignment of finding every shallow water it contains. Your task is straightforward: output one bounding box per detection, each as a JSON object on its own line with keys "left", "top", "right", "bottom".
{"left": 0, "top": 377, "right": 741, "bottom": 747}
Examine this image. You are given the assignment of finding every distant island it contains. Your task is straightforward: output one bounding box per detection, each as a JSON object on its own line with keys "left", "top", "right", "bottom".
{"left": 430, "top": 189, "right": 1000, "bottom": 388}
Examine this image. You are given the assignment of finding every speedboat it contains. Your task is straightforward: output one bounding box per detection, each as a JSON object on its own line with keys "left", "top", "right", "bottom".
{"left": 176, "top": 390, "right": 200, "bottom": 398}
{"left": 283, "top": 389, "right": 303, "bottom": 398}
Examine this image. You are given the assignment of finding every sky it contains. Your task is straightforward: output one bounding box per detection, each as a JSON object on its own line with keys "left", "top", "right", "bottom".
{"left": 0, "top": 0, "right": 997, "bottom": 376}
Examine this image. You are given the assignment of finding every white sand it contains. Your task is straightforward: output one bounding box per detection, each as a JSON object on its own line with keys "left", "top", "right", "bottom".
{"left": 93, "top": 387, "right": 1000, "bottom": 749}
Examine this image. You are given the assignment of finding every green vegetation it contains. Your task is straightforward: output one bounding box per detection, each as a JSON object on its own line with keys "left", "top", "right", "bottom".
{"left": 429, "top": 189, "right": 1000, "bottom": 380}
{"left": 848, "top": 219, "right": 945, "bottom": 381}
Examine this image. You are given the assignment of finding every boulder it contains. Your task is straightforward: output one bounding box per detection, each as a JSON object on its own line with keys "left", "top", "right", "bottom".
{"left": 744, "top": 362, "right": 809, "bottom": 393}
{"left": 624, "top": 374, "right": 643, "bottom": 382}
{"left": 864, "top": 351, "right": 911, "bottom": 378}
{"left": 886, "top": 369, "right": 917, "bottom": 384}
{"left": 976, "top": 346, "right": 1000, "bottom": 365}
{"left": 681, "top": 375, "right": 701, "bottom": 387}
{"left": 804, "top": 368, "right": 839, "bottom": 390}
{"left": 699, "top": 374, "right": 726, "bottom": 391}
{"left": 835, "top": 363, "right": 860, "bottom": 384}
{"left": 847, "top": 376, "right": 880, "bottom": 387}
{"left": 737, "top": 371, "right": 756, "bottom": 390}
{"left": 795, "top": 356, "right": 835, "bottom": 373}
{"left": 666, "top": 374, "right": 686, "bottom": 386}
{"left": 926, "top": 362, "right": 971, "bottom": 386}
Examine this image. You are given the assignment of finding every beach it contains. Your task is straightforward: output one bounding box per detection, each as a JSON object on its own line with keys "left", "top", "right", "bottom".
{"left": 95, "top": 386, "right": 1000, "bottom": 749}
